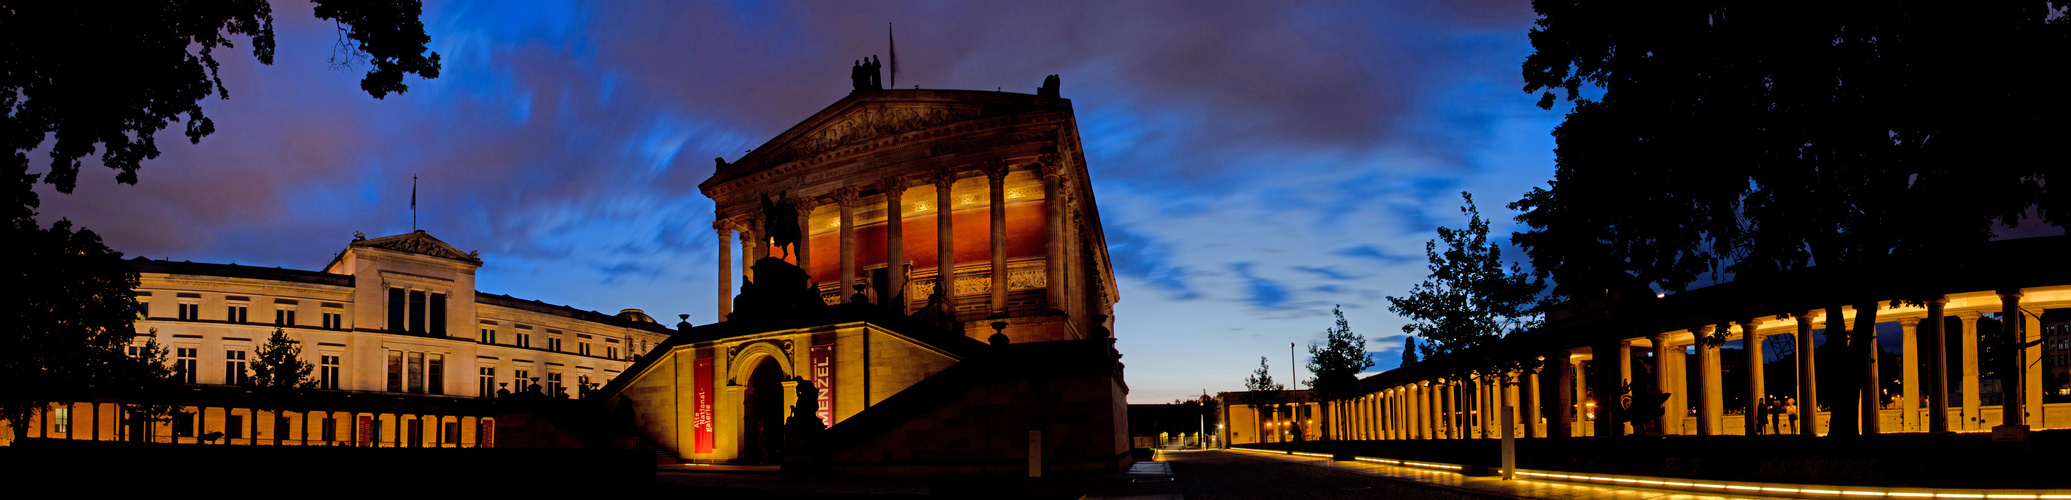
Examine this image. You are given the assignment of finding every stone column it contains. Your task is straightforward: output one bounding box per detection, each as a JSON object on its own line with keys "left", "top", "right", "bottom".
{"left": 2024, "top": 300, "right": 2045, "bottom": 431}
{"left": 740, "top": 216, "right": 759, "bottom": 282}
{"left": 932, "top": 169, "right": 957, "bottom": 316}
{"left": 883, "top": 176, "right": 906, "bottom": 313}
{"left": 1900, "top": 319, "right": 1920, "bottom": 432}
{"left": 1999, "top": 290, "right": 2035, "bottom": 428}
{"left": 1862, "top": 306, "right": 1883, "bottom": 436}
{"left": 1651, "top": 333, "right": 1673, "bottom": 435}
{"left": 1553, "top": 355, "right": 1573, "bottom": 438}
{"left": 1524, "top": 366, "right": 1542, "bottom": 438}
{"left": 1040, "top": 157, "right": 1065, "bottom": 314}
{"left": 1441, "top": 381, "right": 1455, "bottom": 439}
{"left": 1696, "top": 327, "right": 1723, "bottom": 435}
{"left": 1619, "top": 340, "right": 1634, "bottom": 436}
{"left": 795, "top": 197, "right": 814, "bottom": 279}
{"left": 1959, "top": 311, "right": 1982, "bottom": 430}
{"left": 1928, "top": 298, "right": 1950, "bottom": 433}
{"left": 715, "top": 223, "right": 733, "bottom": 320}
{"left": 1796, "top": 312, "right": 1819, "bottom": 436}
{"left": 1572, "top": 356, "right": 1590, "bottom": 437}
{"left": 837, "top": 188, "right": 859, "bottom": 304}
{"left": 986, "top": 161, "right": 1010, "bottom": 315}
{"left": 1741, "top": 320, "right": 1764, "bottom": 436}
{"left": 1424, "top": 382, "right": 1437, "bottom": 439}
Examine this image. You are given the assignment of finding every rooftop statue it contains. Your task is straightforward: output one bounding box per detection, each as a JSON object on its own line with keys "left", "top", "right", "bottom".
{"left": 1037, "top": 74, "right": 1060, "bottom": 98}
{"left": 850, "top": 56, "right": 883, "bottom": 92}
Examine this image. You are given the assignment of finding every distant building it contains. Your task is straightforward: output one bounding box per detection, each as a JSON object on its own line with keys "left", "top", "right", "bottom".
{"left": 0, "top": 231, "right": 674, "bottom": 447}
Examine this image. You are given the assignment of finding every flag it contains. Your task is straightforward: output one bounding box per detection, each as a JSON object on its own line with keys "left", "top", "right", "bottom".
{"left": 888, "top": 24, "right": 896, "bottom": 88}
{"left": 411, "top": 175, "right": 417, "bottom": 210}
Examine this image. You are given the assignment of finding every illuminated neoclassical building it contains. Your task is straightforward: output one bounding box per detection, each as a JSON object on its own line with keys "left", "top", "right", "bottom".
{"left": 0, "top": 231, "right": 675, "bottom": 447}
{"left": 600, "top": 80, "right": 1131, "bottom": 475}
{"left": 1222, "top": 236, "right": 2071, "bottom": 445}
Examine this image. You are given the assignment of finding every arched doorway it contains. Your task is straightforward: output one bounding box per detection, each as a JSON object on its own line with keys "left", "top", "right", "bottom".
{"left": 740, "top": 357, "right": 788, "bottom": 464}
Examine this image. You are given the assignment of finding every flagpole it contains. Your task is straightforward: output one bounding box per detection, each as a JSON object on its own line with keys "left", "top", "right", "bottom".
{"left": 888, "top": 23, "right": 897, "bottom": 90}
{"left": 411, "top": 175, "right": 418, "bottom": 232}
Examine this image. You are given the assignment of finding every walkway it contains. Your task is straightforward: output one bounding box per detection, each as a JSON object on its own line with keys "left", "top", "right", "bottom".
{"left": 1217, "top": 449, "right": 1798, "bottom": 500}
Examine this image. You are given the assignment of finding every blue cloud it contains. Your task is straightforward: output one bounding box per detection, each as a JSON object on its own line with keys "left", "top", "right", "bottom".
{"left": 1231, "top": 262, "right": 1291, "bottom": 310}
{"left": 1338, "top": 245, "right": 1420, "bottom": 265}
{"left": 1104, "top": 221, "right": 1195, "bottom": 299}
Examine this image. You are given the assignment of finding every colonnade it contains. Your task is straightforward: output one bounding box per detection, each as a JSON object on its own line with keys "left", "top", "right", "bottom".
{"left": 0, "top": 401, "right": 496, "bottom": 448}
{"left": 1229, "top": 287, "right": 2067, "bottom": 445}
{"left": 712, "top": 157, "right": 1073, "bottom": 325}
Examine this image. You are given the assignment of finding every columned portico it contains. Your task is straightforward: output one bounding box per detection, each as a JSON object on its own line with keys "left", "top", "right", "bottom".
{"left": 883, "top": 176, "right": 906, "bottom": 313}
{"left": 986, "top": 161, "right": 1009, "bottom": 315}
{"left": 1958, "top": 311, "right": 1981, "bottom": 430}
{"left": 932, "top": 169, "right": 956, "bottom": 314}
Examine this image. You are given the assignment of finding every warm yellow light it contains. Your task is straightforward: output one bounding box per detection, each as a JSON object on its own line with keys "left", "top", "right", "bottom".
{"left": 914, "top": 202, "right": 930, "bottom": 211}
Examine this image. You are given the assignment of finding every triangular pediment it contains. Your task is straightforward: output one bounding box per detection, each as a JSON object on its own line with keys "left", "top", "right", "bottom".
{"left": 353, "top": 230, "right": 481, "bottom": 264}
{"left": 710, "top": 90, "right": 1068, "bottom": 183}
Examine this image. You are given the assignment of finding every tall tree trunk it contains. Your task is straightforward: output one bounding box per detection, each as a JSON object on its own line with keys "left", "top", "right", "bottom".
{"left": 1827, "top": 305, "right": 1860, "bottom": 438}
{"left": 1854, "top": 300, "right": 1882, "bottom": 435}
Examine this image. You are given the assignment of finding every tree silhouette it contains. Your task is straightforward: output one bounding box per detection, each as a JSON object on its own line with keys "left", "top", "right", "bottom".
{"left": 1388, "top": 192, "right": 1548, "bottom": 384}
{"left": 1244, "top": 357, "right": 1286, "bottom": 442}
{"left": 1515, "top": 1, "right": 2069, "bottom": 438}
{"left": 0, "top": 220, "right": 142, "bottom": 440}
{"left": 250, "top": 328, "right": 315, "bottom": 391}
{"left": 1306, "top": 306, "right": 1372, "bottom": 439}
{"left": 1401, "top": 337, "right": 1419, "bottom": 367}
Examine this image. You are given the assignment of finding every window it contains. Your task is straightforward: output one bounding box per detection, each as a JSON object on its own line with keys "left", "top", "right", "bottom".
{"left": 578, "top": 340, "right": 591, "bottom": 356}
{"left": 387, "top": 350, "right": 403, "bottom": 392}
{"left": 514, "top": 369, "right": 531, "bottom": 392}
{"left": 128, "top": 343, "right": 147, "bottom": 358}
{"left": 388, "top": 288, "right": 406, "bottom": 332}
{"left": 138, "top": 300, "right": 149, "bottom": 319}
{"left": 480, "top": 329, "right": 496, "bottom": 345}
{"left": 178, "top": 303, "right": 199, "bottom": 321}
{"left": 547, "top": 372, "right": 563, "bottom": 396}
{"left": 275, "top": 309, "right": 296, "bottom": 326}
{"left": 606, "top": 343, "right": 618, "bottom": 360}
{"left": 547, "top": 337, "right": 562, "bottom": 352}
{"left": 577, "top": 374, "right": 591, "bottom": 397}
{"left": 224, "top": 350, "right": 248, "bottom": 385}
{"left": 407, "top": 352, "right": 425, "bottom": 393}
{"left": 429, "top": 293, "right": 447, "bottom": 335}
{"left": 323, "top": 311, "right": 343, "bottom": 330}
{"left": 53, "top": 407, "right": 70, "bottom": 434}
{"left": 319, "top": 355, "right": 340, "bottom": 390}
{"left": 175, "top": 348, "right": 198, "bottom": 384}
{"left": 406, "top": 290, "right": 427, "bottom": 333}
{"left": 227, "top": 305, "right": 249, "bottom": 324}
{"left": 516, "top": 329, "right": 531, "bottom": 348}
{"left": 428, "top": 354, "right": 444, "bottom": 395}
{"left": 479, "top": 367, "right": 496, "bottom": 397}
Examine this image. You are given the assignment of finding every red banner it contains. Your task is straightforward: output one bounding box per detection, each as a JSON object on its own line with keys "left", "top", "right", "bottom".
{"left": 357, "top": 415, "right": 373, "bottom": 447}
{"left": 810, "top": 343, "right": 835, "bottom": 428}
{"left": 694, "top": 356, "right": 714, "bottom": 454}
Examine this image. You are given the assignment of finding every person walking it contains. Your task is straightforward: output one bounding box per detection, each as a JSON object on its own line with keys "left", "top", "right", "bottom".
{"left": 1784, "top": 397, "right": 1799, "bottom": 434}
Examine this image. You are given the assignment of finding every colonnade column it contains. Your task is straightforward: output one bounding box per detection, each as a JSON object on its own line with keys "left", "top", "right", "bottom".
{"left": 987, "top": 161, "right": 1009, "bottom": 315}
{"left": 884, "top": 176, "right": 906, "bottom": 313}
{"left": 1697, "top": 327, "right": 1722, "bottom": 435}
{"left": 1552, "top": 355, "right": 1573, "bottom": 438}
{"left": 1651, "top": 332, "right": 1673, "bottom": 435}
{"left": 1959, "top": 312, "right": 1981, "bottom": 430}
{"left": 1862, "top": 306, "right": 1883, "bottom": 436}
{"left": 1741, "top": 320, "right": 1764, "bottom": 436}
{"left": 1796, "top": 312, "right": 1819, "bottom": 436}
{"left": 837, "top": 188, "right": 859, "bottom": 304}
{"left": 1040, "top": 158, "right": 1065, "bottom": 314}
{"left": 1524, "top": 366, "right": 1541, "bottom": 438}
{"left": 1900, "top": 318, "right": 1920, "bottom": 431}
{"left": 715, "top": 223, "right": 733, "bottom": 320}
{"left": 741, "top": 216, "right": 760, "bottom": 282}
{"left": 795, "top": 197, "right": 814, "bottom": 282}
{"left": 1572, "top": 356, "right": 1589, "bottom": 437}
{"left": 2023, "top": 296, "right": 2045, "bottom": 431}
{"left": 1927, "top": 298, "right": 1950, "bottom": 433}
{"left": 933, "top": 169, "right": 957, "bottom": 315}
{"left": 1619, "top": 340, "right": 1634, "bottom": 436}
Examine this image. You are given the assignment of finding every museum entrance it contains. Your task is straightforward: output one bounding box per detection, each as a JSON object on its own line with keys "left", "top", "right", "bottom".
{"left": 741, "top": 357, "right": 788, "bottom": 464}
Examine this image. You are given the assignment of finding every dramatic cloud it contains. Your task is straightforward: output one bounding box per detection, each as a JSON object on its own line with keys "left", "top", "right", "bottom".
{"left": 30, "top": 0, "right": 1561, "bottom": 404}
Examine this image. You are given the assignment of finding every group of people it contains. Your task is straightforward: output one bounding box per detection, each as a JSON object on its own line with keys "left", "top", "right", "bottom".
{"left": 851, "top": 55, "right": 884, "bottom": 91}
{"left": 1751, "top": 395, "right": 1800, "bottom": 434}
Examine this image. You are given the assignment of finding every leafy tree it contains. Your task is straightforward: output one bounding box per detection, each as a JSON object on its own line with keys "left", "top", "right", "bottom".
{"left": 1306, "top": 305, "right": 1372, "bottom": 440}
{"left": 250, "top": 328, "right": 315, "bottom": 391}
{"left": 1244, "top": 357, "right": 1286, "bottom": 443}
{"left": 2, "top": 1, "right": 442, "bottom": 196}
{"left": 0, "top": 1, "right": 440, "bottom": 441}
{"left": 0, "top": 219, "right": 142, "bottom": 440}
{"left": 120, "top": 335, "right": 183, "bottom": 442}
{"left": 1387, "top": 192, "right": 1548, "bottom": 383}
{"left": 1516, "top": 1, "right": 2069, "bottom": 437}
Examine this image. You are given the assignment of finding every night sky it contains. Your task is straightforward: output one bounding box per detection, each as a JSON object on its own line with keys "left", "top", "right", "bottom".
{"left": 30, "top": 0, "right": 1563, "bottom": 404}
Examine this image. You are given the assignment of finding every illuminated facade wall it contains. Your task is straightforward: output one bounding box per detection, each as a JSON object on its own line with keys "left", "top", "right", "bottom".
{"left": 0, "top": 231, "right": 674, "bottom": 446}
